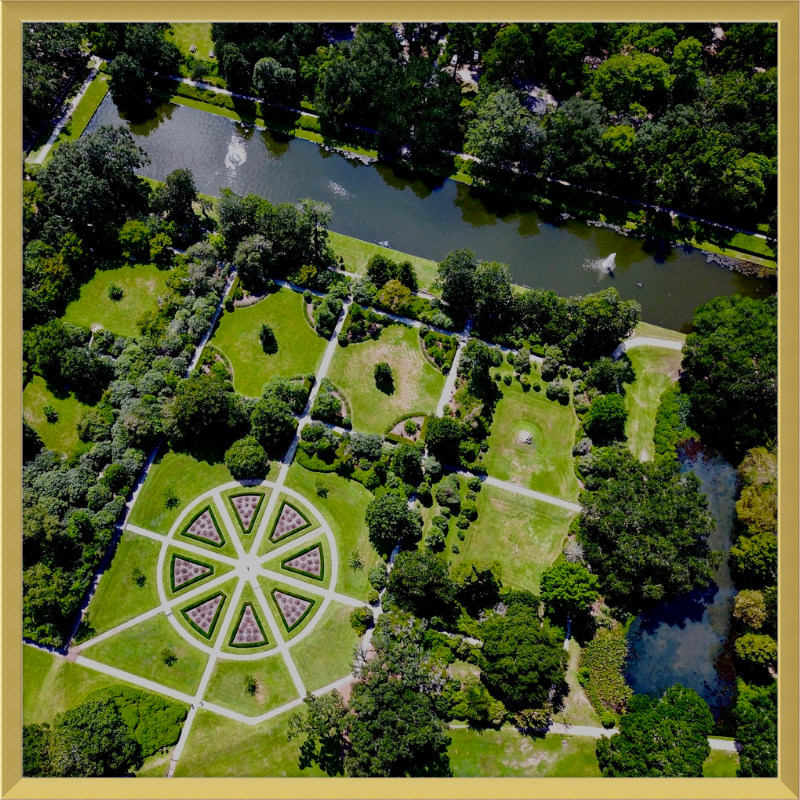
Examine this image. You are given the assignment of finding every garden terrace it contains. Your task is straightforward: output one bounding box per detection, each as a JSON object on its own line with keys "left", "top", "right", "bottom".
{"left": 210, "top": 286, "right": 327, "bottom": 397}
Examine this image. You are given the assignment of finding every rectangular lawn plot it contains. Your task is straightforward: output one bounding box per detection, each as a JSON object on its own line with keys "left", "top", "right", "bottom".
{"left": 447, "top": 484, "right": 574, "bottom": 594}
{"left": 483, "top": 366, "right": 580, "bottom": 502}
{"left": 326, "top": 323, "right": 445, "bottom": 435}
{"left": 210, "top": 287, "right": 327, "bottom": 397}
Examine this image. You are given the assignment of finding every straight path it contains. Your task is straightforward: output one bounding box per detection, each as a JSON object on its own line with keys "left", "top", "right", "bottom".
{"left": 435, "top": 321, "right": 472, "bottom": 417}
{"left": 29, "top": 56, "right": 101, "bottom": 164}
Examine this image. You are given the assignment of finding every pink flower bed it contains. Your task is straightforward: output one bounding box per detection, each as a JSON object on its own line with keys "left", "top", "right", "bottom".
{"left": 186, "top": 510, "right": 222, "bottom": 544}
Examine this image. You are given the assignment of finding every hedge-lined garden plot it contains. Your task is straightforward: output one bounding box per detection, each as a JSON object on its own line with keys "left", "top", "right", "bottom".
{"left": 257, "top": 496, "right": 318, "bottom": 556}
{"left": 203, "top": 655, "right": 298, "bottom": 718}
{"left": 163, "top": 545, "right": 234, "bottom": 601}
{"left": 227, "top": 492, "right": 265, "bottom": 534}
{"left": 62, "top": 263, "right": 169, "bottom": 339}
{"left": 210, "top": 287, "right": 327, "bottom": 397}
{"left": 446, "top": 483, "right": 574, "bottom": 594}
{"left": 127, "top": 448, "right": 233, "bottom": 535}
{"left": 257, "top": 576, "right": 320, "bottom": 641}
{"left": 173, "top": 709, "right": 326, "bottom": 777}
{"left": 448, "top": 728, "right": 601, "bottom": 777}
{"left": 282, "top": 544, "right": 324, "bottom": 580}
{"left": 623, "top": 346, "right": 683, "bottom": 462}
{"left": 219, "top": 583, "right": 275, "bottom": 656}
{"left": 82, "top": 531, "right": 161, "bottom": 635}
{"left": 484, "top": 365, "right": 580, "bottom": 502}
{"left": 284, "top": 465, "right": 379, "bottom": 600}
{"left": 173, "top": 578, "right": 238, "bottom": 645}
{"left": 80, "top": 613, "right": 210, "bottom": 696}
{"left": 326, "top": 323, "right": 445, "bottom": 435}
{"left": 22, "top": 375, "right": 92, "bottom": 456}
{"left": 178, "top": 503, "right": 237, "bottom": 559}
{"left": 290, "top": 601, "right": 359, "bottom": 693}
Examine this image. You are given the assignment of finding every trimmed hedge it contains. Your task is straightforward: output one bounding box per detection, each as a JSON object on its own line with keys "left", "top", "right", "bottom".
{"left": 227, "top": 491, "right": 265, "bottom": 534}
{"left": 180, "top": 592, "right": 228, "bottom": 640}
{"left": 228, "top": 602, "right": 269, "bottom": 648}
{"left": 179, "top": 505, "right": 226, "bottom": 549}
{"left": 269, "top": 500, "right": 312, "bottom": 541}
{"left": 271, "top": 587, "right": 316, "bottom": 632}
{"left": 281, "top": 542, "right": 326, "bottom": 582}
{"left": 169, "top": 551, "right": 215, "bottom": 593}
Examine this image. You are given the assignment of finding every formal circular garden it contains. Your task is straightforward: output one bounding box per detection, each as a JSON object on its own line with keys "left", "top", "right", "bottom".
{"left": 154, "top": 480, "right": 344, "bottom": 659}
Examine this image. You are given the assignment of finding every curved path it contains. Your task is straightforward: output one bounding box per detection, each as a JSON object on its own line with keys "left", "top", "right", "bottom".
{"left": 612, "top": 336, "right": 684, "bottom": 360}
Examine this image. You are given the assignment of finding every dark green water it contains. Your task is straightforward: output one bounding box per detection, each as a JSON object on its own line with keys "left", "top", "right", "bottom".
{"left": 86, "top": 94, "right": 773, "bottom": 330}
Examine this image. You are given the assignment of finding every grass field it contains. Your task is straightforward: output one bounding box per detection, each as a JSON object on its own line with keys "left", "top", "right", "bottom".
{"left": 624, "top": 346, "right": 683, "bottom": 461}
{"left": 448, "top": 727, "right": 601, "bottom": 777}
{"left": 633, "top": 321, "right": 687, "bottom": 343}
{"left": 702, "top": 749, "right": 740, "bottom": 777}
{"left": 80, "top": 613, "right": 209, "bottom": 696}
{"left": 127, "top": 447, "right": 234, "bottom": 534}
{"left": 327, "top": 230, "right": 440, "bottom": 293}
{"left": 62, "top": 263, "right": 169, "bottom": 338}
{"left": 166, "top": 22, "right": 216, "bottom": 64}
{"left": 84, "top": 531, "right": 162, "bottom": 636}
{"left": 446, "top": 483, "right": 574, "bottom": 594}
{"left": 54, "top": 72, "right": 110, "bottom": 148}
{"left": 326, "top": 323, "right": 445, "bottom": 435}
{"left": 23, "top": 375, "right": 91, "bottom": 456}
{"left": 284, "top": 464, "right": 380, "bottom": 600}
{"left": 484, "top": 364, "right": 580, "bottom": 501}
{"left": 204, "top": 654, "right": 297, "bottom": 716}
{"left": 174, "top": 708, "right": 325, "bottom": 777}
{"left": 552, "top": 638, "right": 602, "bottom": 728}
{"left": 290, "top": 601, "right": 359, "bottom": 692}
{"left": 211, "top": 287, "right": 327, "bottom": 397}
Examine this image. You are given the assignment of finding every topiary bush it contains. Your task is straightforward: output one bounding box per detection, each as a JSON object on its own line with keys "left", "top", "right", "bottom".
{"left": 350, "top": 606, "right": 374, "bottom": 636}
{"left": 600, "top": 711, "right": 616, "bottom": 729}
{"left": 107, "top": 283, "right": 124, "bottom": 301}
{"left": 374, "top": 362, "right": 394, "bottom": 394}
{"left": 225, "top": 436, "right": 270, "bottom": 479}
{"left": 259, "top": 323, "right": 278, "bottom": 354}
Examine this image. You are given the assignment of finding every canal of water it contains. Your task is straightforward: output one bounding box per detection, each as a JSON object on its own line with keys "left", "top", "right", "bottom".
{"left": 85, "top": 94, "right": 773, "bottom": 331}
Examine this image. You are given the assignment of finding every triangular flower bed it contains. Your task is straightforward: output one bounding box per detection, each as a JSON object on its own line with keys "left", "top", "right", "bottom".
{"left": 170, "top": 553, "right": 215, "bottom": 593}
{"left": 272, "top": 588, "right": 315, "bottom": 632}
{"left": 228, "top": 492, "right": 264, "bottom": 535}
{"left": 228, "top": 602, "right": 269, "bottom": 648}
{"left": 181, "top": 593, "right": 227, "bottom": 639}
{"left": 282, "top": 544, "right": 324, "bottom": 581}
{"left": 180, "top": 505, "right": 225, "bottom": 548}
{"left": 269, "top": 501, "right": 311, "bottom": 542}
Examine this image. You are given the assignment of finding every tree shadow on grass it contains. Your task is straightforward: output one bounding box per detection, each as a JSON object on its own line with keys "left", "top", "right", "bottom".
{"left": 297, "top": 739, "right": 344, "bottom": 776}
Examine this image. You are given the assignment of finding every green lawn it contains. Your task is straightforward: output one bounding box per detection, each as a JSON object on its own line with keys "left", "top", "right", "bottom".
{"left": 552, "top": 638, "right": 602, "bottom": 728}
{"left": 484, "top": 364, "right": 580, "bottom": 502}
{"left": 174, "top": 708, "right": 326, "bottom": 777}
{"left": 290, "top": 601, "right": 359, "bottom": 692}
{"left": 633, "top": 321, "right": 687, "bottom": 343}
{"left": 702, "top": 749, "right": 740, "bottom": 777}
{"left": 80, "top": 613, "right": 209, "bottom": 696}
{"left": 62, "top": 263, "right": 169, "bottom": 338}
{"left": 83, "top": 531, "right": 162, "bottom": 636}
{"left": 23, "top": 375, "right": 91, "bottom": 456}
{"left": 327, "top": 323, "right": 445, "bottom": 435}
{"left": 448, "top": 727, "right": 601, "bottom": 777}
{"left": 256, "top": 492, "right": 320, "bottom": 558}
{"left": 211, "top": 287, "right": 327, "bottom": 397}
{"left": 127, "top": 447, "right": 234, "bottom": 535}
{"left": 284, "top": 464, "right": 380, "bottom": 600}
{"left": 166, "top": 22, "right": 216, "bottom": 64}
{"left": 54, "top": 72, "right": 110, "bottom": 148}
{"left": 445, "top": 483, "right": 574, "bottom": 594}
{"left": 624, "top": 346, "right": 683, "bottom": 461}
{"left": 204, "top": 654, "right": 298, "bottom": 716}
{"left": 327, "top": 230, "right": 440, "bottom": 293}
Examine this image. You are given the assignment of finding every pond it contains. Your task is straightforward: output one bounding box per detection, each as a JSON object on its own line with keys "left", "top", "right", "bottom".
{"left": 85, "top": 94, "right": 773, "bottom": 331}
{"left": 625, "top": 449, "right": 739, "bottom": 718}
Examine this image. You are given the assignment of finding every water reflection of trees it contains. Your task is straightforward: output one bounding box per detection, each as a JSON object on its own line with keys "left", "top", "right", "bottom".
{"left": 374, "top": 162, "right": 444, "bottom": 199}
{"left": 634, "top": 580, "right": 719, "bottom": 636}
{"left": 125, "top": 101, "right": 178, "bottom": 135}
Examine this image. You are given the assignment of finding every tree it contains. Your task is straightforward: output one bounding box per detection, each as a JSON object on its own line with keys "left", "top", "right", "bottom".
{"left": 387, "top": 550, "right": 456, "bottom": 619}
{"left": 451, "top": 560, "right": 503, "bottom": 615}
{"left": 434, "top": 474, "right": 461, "bottom": 510}
{"left": 224, "top": 436, "right": 270, "bottom": 479}
{"left": 250, "top": 393, "right": 297, "bottom": 455}
{"left": 364, "top": 493, "right": 420, "bottom": 547}
{"left": 376, "top": 279, "right": 413, "bottom": 314}
{"left": 374, "top": 362, "right": 394, "bottom": 393}
{"left": 734, "top": 680, "right": 777, "bottom": 777}
{"left": 482, "top": 24, "right": 536, "bottom": 85}
{"left": 425, "top": 416, "right": 465, "bottom": 462}
{"left": 46, "top": 697, "right": 143, "bottom": 777}
{"left": 22, "top": 723, "right": 50, "bottom": 776}
{"left": 287, "top": 690, "right": 348, "bottom": 775}
{"left": 576, "top": 446, "right": 716, "bottom": 612}
{"left": 259, "top": 322, "right": 278, "bottom": 354}
{"left": 165, "top": 373, "right": 237, "bottom": 442}
{"left": 390, "top": 443, "right": 423, "bottom": 485}
{"left": 472, "top": 261, "right": 513, "bottom": 327}
{"left": 107, "top": 52, "right": 148, "bottom": 110}
{"left": 233, "top": 234, "right": 274, "bottom": 289}
{"left": 118, "top": 219, "right": 151, "bottom": 261}
{"left": 345, "top": 675, "right": 452, "bottom": 776}
{"left": 546, "top": 23, "right": 595, "bottom": 91}
{"left": 252, "top": 56, "right": 296, "bottom": 102}
{"left": 595, "top": 685, "right": 713, "bottom": 776}
{"left": 734, "top": 633, "right": 777, "bottom": 669}
{"left": 682, "top": 295, "right": 776, "bottom": 462}
{"left": 583, "top": 393, "right": 628, "bottom": 445}
{"left": 729, "top": 532, "right": 777, "bottom": 589}
{"left": 465, "top": 89, "right": 544, "bottom": 172}
{"left": 153, "top": 168, "right": 198, "bottom": 225}
{"left": 589, "top": 52, "right": 674, "bottom": 115}
{"left": 435, "top": 248, "right": 477, "bottom": 312}
{"left": 733, "top": 589, "right": 767, "bottom": 629}
{"left": 219, "top": 42, "right": 252, "bottom": 92}
{"left": 479, "top": 603, "right": 566, "bottom": 709}
{"left": 540, "top": 560, "right": 599, "bottom": 619}
{"left": 310, "top": 390, "right": 343, "bottom": 423}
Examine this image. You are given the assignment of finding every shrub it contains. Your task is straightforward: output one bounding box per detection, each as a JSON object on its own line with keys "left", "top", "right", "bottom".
{"left": 584, "top": 393, "right": 628, "bottom": 445}
{"left": 337, "top": 333, "right": 349, "bottom": 347}
{"left": 43, "top": 405, "right": 59, "bottom": 423}
{"left": 311, "top": 391, "right": 343, "bottom": 423}
{"left": 404, "top": 419, "right": 418, "bottom": 435}
{"left": 533, "top": 383, "right": 541, "bottom": 392}
{"left": 259, "top": 323, "right": 278, "bottom": 354}
{"left": 348, "top": 550, "right": 365, "bottom": 571}
{"left": 435, "top": 475, "right": 461, "bottom": 510}
{"left": 225, "top": 436, "right": 270, "bottom": 480}
{"left": 579, "top": 628, "right": 633, "bottom": 714}
{"left": 315, "top": 479, "right": 329, "bottom": 498}
{"left": 374, "top": 362, "right": 394, "bottom": 394}
{"left": 160, "top": 647, "right": 177, "bottom": 667}
{"left": 368, "top": 564, "right": 388, "bottom": 591}
{"left": 244, "top": 675, "right": 258, "bottom": 696}
{"left": 432, "top": 515, "right": 449, "bottom": 533}
{"left": 519, "top": 375, "right": 530, "bottom": 391}
{"left": 455, "top": 515, "right": 470, "bottom": 530}
{"left": 545, "top": 381, "right": 570, "bottom": 404}
{"left": 600, "top": 711, "right": 616, "bottom": 729}
{"left": 350, "top": 607, "right": 373, "bottom": 636}
{"left": 425, "top": 528, "right": 447, "bottom": 551}
{"left": 503, "top": 374, "right": 512, "bottom": 386}
{"left": 457, "top": 530, "right": 466, "bottom": 540}
{"left": 224, "top": 297, "right": 235, "bottom": 312}
{"left": 467, "top": 476, "right": 482, "bottom": 492}
{"left": 461, "top": 499, "right": 478, "bottom": 521}
{"left": 367, "top": 588, "right": 381, "bottom": 604}
{"left": 132, "top": 566, "right": 146, "bottom": 588}
{"left": 107, "top": 283, "right": 124, "bottom": 301}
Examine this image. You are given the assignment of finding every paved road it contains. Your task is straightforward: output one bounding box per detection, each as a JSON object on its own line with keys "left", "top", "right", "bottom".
{"left": 612, "top": 336, "right": 684, "bottom": 360}
{"left": 436, "top": 321, "right": 472, "bottom": 416}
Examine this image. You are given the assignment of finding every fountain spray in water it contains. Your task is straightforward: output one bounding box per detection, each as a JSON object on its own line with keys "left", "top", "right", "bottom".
{"left": 584, "top": 252, "right": 616, "bottom": 275}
